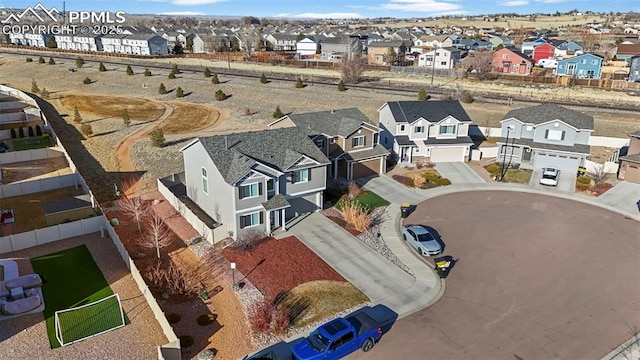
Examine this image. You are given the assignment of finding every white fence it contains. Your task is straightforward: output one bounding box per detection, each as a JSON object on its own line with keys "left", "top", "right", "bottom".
{"left": 0, "top": 172, "right": 81, "bottom": 199}
{"left": 0, "top": 85, "right": 180, "bottom": 359}
{"left": 103, "top": 216, "right": 181, "bottom": 360}
{"left": 584, "top": 159, "right": 619, "bottom": 174}
{"left": 157, "top": 176, "right": 220, "bottom": 244}
{"left": 0, "top": 216, "right": 104, "bottom": 254}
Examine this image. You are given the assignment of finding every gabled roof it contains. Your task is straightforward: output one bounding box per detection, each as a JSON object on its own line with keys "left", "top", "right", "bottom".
{"left": 383, "top": 100, "right": 472, "bottom": 124}
{"left": 616, "top": 44, "right": 640, "bottom": 56}
{"left": 286, "top": 108, "right": 376, "bottom": 138}
{"left": 368, "top": 40, "right": 407, "bottom": 48}
{"left": 557, "top": 53, "right": 603, "bottom": 62}
{"left": 629, "top": 130, "right": 640, "bottom": 139}
{"left": 499, "top": 47, "right": 534, "bottom": 62}
{"left": 193, "top": 128, "right": 330, "bottom": 185}
{"left": 501, "top": 104, "right": 594, "bottom": 130}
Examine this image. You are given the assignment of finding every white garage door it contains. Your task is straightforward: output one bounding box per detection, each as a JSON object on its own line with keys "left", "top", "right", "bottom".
{"left": 430, "top": 147, "right": 466, "bottom": 163}
{"left": 535, "top": 152, "right": 581, "bottom": 171}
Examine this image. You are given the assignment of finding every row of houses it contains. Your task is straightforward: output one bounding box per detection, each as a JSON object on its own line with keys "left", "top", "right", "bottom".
{"left": 168, "top": 100, "right": 613, "bottom": 241}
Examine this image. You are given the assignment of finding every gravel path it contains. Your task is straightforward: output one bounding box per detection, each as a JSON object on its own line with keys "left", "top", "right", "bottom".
{"left": 0, "top": 233, "right": 167, "bottom": 360}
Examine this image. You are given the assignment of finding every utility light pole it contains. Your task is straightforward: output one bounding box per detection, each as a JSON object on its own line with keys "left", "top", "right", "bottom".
{"left": 500, "top": 125, "right": 515, "bottom": 181}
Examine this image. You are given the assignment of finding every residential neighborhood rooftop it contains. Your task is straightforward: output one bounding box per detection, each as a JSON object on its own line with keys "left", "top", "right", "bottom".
{"left": 192, "top": 127, "right": 331, "bottom": 184}
{"left": 286, "top": 108, "right": 376, "bottom": 137}
{"left": 384, "top": 100, "right": 473, "bottom": 123}
{"left": 501, "top": 103, "right": 595, "bottom": 130}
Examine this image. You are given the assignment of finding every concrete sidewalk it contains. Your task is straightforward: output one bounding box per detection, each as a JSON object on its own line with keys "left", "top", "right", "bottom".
{"left": 356, "top": 175, "right": 425, "bottom": 205}
{"left": 435, "top": 162, "right": 486, "bottom": 184}
{"left": 281, "top": 212, "right": 441, "bottom": 318}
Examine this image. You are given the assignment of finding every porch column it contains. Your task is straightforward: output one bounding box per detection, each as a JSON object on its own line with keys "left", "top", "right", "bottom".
{"left": 281, "top": 209, "right": 286, "bottom": 231}
{"left": 410, "top": 147, "right": 414, "bottom": 163}
{"left": 333, "top": 158, "right": 338, "bottom": 180}
{"left": 265, "top": 210, "right": 271, "bottom": 236}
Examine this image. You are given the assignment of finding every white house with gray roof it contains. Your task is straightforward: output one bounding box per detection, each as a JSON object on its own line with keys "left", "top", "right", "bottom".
{"left": 497, "top": 104, "right": 593, "bottom": 171}
{"left": 379, "top": 100, "right": 475, "bottom": 163}
{"left": 102, "top": 34, "right": 167, "bottom": 55}
{"left": 179, "top": 127, "right": 330, "bottom": 239}
{"left": 269, "top": 108, "right": 388, "bottom": 180}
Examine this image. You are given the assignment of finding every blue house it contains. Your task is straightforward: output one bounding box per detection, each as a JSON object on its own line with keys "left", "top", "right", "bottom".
{"left": 555, "top": 53, "right": 603, "bottom": 79}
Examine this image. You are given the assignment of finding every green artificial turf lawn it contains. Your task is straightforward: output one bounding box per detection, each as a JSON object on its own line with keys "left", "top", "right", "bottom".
{"left": 12, "top": 136, "right": 52, "bottom": 151}
{"left": 336, "top": 190, "right": 391, "bottom": 211}
{"left": 30, "top": 244, "right": 127, "bottom": 348}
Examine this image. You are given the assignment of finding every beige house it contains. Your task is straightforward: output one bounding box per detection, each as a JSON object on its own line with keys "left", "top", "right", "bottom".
{"left": 618, "top": 131, "right": 640, "bottom": 183}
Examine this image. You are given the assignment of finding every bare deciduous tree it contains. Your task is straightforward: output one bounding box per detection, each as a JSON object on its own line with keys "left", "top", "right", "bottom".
{"left": 119, "top": 179, "right": 148, "bottom": 233}
{"left": 339, "top": 54, "right": 365, "bottom": 84}
{"left": 136, "top": 213, "right": 175, "bottom": 259}
{"left": 239, "top": 31, "right": 258, "bottom": 57}
{"left": 466, "top": 51, "right": 494, "bottom": 80}
{"left": 587, "top": 165, "right": 607, "bottom": 185}
{"left": 581, "top": 30, "right": 601, "bottom": 54}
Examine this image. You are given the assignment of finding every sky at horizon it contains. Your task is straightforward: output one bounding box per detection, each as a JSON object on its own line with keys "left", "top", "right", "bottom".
{"left": 1, "top": 0, "right": 638, "bottom": 19}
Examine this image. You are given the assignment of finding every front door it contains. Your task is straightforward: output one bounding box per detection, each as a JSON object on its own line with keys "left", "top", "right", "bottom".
{"left": 270, "top": 211, "right": 278, "bottom": 230}
{"left": 566, "top": 62, "right": 576, "bottom": 75}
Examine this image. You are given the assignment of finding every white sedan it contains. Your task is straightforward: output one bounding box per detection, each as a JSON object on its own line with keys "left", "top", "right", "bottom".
{"left": 539, "top": 168, "right": 560, "bottom": 186}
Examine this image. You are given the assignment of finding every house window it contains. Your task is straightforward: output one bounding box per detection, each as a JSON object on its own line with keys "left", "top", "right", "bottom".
{"left": 239, "top": 183, "right": 261, "bottom": 199}
{"left": 315, "top": 138, "right": 324, "bottom": 148}
{"left": 525, "top": 125, "right": 533, "bottom": 131}
{"left": 581, "top": 59, "right": 586, "bottom": 64}
{"left": 292, "top": 169, "right": 309, "bottom": 183}
{"left": 414, "top": 147, "right": 420, "bottom": 153}
{"left": 330, "top": 137, "right": 336, "bottom": 144}
{"left": 400, "top": 125, "right": 406, "bottom": 131}
{"left": 413, "top": 126, "right": 425, "bottom": 133}
{"left": 440, "top": 61, "right": 447, "bottom": 66}
{"left": 545, "top": 129, "right": 565, "bottom": 141}
{"left": 435, "top": 51, "right": 440, "bottom": 56}
{"left": 592, "top": 59, "right": 598, "bottom": 65}
{"left": 502, "top": 53, "right": 508, "bottom": 59}
{"left": 239, "top": 212, "right": 262, "bottom": 229}
{"left": 201, "top": 167, "right": 208, "bottom": 194}
{"left": 352, "top": 135, "right": 366, "bottom": 147}
{"left": 439, "top": 125, "right": 456, "bottom": 135}
{"left": 267, "top": 179, "right": 275, "bottom": 192}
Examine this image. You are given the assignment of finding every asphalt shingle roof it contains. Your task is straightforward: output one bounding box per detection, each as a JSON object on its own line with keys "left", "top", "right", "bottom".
{"left": 197, "top": 127, "right": 330, "bottom": 185}
{"left": 628, "top": 130, "right": 640, "bottom": 139}
{"left": 501, "top": 104, "right": 594, "bottom": 130}
{"left": 498, "top": 137, "right": 590, "bottom": 155}
{"left": 619, "top": 154, "right": 640, "bottom": 164}
{"left": 287, "top": 108, "right": 375, "bottom": 137}
{"left": 43, "top": 194, "right": 92, "bottom": 215}
{"left": 385, "top": 100, "right": 472, "bottom": 124}
{"left": 262, "top": 194, "right": 291, "bottom": 211}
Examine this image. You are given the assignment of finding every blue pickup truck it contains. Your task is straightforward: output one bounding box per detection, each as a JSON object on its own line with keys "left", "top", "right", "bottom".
{"left": 292, "top": 306, "right": 396, "bottom": 360}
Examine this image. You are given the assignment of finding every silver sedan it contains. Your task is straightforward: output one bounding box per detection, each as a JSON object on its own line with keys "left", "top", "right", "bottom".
{"left": 402, "top": 225, "right": 443, "bottom": 257}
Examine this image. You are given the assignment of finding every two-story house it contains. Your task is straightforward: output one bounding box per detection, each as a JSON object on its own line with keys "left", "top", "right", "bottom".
{"left": 179, "top": 128, "right": 330, "bottom": 239}
{"left": 266, "top": 33, "right": 298, "bottom": 51}
{"left": 268, "top": 108, "right": 389, "bottom": 180}
{"left": 617, "top": 130, "right": 640, "bottom": 183}
{"left": 417, "top": 47, "right": 461, "bottom": 69}
{"left": 629, "top": 55, "right": 640, "bottom": 82}
{"left": 491, "top": 47, "right": 534, "bottom": 75}
{"left": 378, "top": 100, "right": 474, "bottom": 163}
{"left": 554, "top": 41, "right": 583, "bottom": 58}
{"left": 532, "top": 42, "right": 556, "bottom": 64}
{"left": 367, "top": 41, "right": 408, "bottom": 65}
{"left": 555, "top": 53, "right": 603, "bottom": 79}
{"left": 497, "top": 104, "right": 593, "bottom": 171}
{"left": 320, "top": 37, "right": 362, "bottom": 59}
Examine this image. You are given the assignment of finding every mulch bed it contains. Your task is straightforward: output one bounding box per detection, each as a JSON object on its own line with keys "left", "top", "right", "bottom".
{"left": 223, "top": 236, "right": 346, "bottom": 300}
{"left": 325, "top": 216, "right": 362, "bottom": 237}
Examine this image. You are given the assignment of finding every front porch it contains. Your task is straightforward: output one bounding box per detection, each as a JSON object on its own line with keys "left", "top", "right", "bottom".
{"left": 262, "top": 194, "right": 291, "bottom": 235}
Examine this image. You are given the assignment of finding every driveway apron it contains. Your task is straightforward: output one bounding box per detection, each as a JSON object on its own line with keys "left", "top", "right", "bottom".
{"left": 596, "top": 181, "right": 640, "bottom": 216}
{"left": 356, "top": 175, "right": 424, "bottom": 204}
{"left": 434, "top": 162, "right": 486, "bottom": 184}
{"left": 283, "top": 213, "right": 416, "bottom": 308}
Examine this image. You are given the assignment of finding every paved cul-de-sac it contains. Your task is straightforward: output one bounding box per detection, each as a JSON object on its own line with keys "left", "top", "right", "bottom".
{"left": 350, "top": 191, "right": 640, "bottom": 360}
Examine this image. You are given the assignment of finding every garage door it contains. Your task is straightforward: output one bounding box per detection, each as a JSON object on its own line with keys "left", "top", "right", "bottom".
{"left": 285, "top": 193, "right": 319, "bottom": 220}
{"left": 535, "top": 152, "right": 581, "bottom": 171}
{"left": 430, "top": 147, "right": 465, "bottom": 163}
{"left": 625, "top": 164, "right": 640, "bottom": 183}
{"left": 351, "top": 159, "right": 381, "bottom": 179}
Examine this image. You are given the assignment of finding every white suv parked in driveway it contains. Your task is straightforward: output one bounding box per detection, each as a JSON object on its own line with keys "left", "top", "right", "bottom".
{"left": 540, "top": 168, "right": 560, "bottom": 186}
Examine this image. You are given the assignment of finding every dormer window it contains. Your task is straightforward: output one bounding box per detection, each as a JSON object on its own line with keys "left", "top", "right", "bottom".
{"left": 413, "top": 126, "right": 425, "bottom": 134}
{"left": 439, "top": 125, "right": 456, "bottom": 135}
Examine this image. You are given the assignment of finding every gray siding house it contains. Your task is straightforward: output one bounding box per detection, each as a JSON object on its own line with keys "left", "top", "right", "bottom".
{"left": 497, "top": 104, "right": 593, "bottom": 171}
{"left": 269, "top": 108, "right": 388, "bottom": 180}
{"left": 180, "top": 128, "right": 330, "bottom": 239}
{"left": 378, "top": 100, "right": 474, "bottom": 163}
{"left": 629, "top": 55, "right": 640, "bottom": 82}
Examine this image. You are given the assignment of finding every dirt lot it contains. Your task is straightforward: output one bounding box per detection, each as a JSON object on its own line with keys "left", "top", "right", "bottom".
{"left": 0, "top": 186, "right": 86, "bottom": 234}
{"left": 0, "top": 157, "right": 71, "bottom": 184}
{"left": 159, "top": 102, "right": 220, "bottom": 134}
{"left": 60, "top": 94, "right": 166, "bottom": 121}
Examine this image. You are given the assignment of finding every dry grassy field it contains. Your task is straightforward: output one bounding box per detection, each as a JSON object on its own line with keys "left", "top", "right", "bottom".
{"left": 159, "top": 102, "right": 220, "bottom": 134}
{"left": 385, "top": 14, "right": 609, "bottom": 30}
{"left": 61, "top": 94, "right": 165, "bottom": 121}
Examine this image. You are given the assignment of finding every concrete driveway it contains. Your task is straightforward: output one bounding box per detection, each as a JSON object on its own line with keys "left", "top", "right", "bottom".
{"left": 282, "top": 212, "right": 418, "bottom": 307}
{"left": 529, "top": 167, "right": 577, "bottom": 193}
{"left": 349, "top": 191, "right": 640, "bottom": 360}
{"left": 356, "top": 174, "right": 424, "bottom": 204}
{"left": 596, "top": 181, "right": 640, "bottom": 216}
{"left": 434, "top": 162, "right": 486, "bottom": 184}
